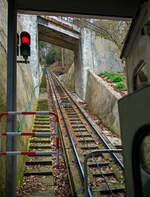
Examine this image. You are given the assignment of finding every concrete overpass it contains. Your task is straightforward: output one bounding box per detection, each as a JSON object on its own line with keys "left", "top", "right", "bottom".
{"left": 19, "top": 15, "right": 97, "bottom": 100}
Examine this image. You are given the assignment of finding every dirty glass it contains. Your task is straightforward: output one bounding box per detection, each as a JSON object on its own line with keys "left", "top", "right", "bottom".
{"left": 141, "top": 135, "right": 150, "bottom": 173}
{"left": 134, "top": 61, "right": 148, "bottom": 90}
{"left": 140, "top": 135, "right": 150, "bottom": 197}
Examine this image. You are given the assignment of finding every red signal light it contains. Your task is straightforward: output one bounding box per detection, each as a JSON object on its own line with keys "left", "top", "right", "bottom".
{"left": 20, "top": 32, "right": 30, "bottom": 45}
{"left": 20, "top": 31, "right": 31, "bottom": 60}
{"left": 22, "top": 36, "right": 30, "bottom": 44}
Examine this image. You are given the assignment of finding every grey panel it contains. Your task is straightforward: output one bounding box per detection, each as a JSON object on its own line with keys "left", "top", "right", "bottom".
{"left": 118, "top": 85, "right": 150, "bottom": 197}
{"left": 16, "top": 0, "right": 142, "bottom": 18}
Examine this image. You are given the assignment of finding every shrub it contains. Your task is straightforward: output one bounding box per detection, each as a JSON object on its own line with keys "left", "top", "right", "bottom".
{"left": 112, "top": 74, "right": 124, "bottom": 82}
{"left": 115, "top": 81, "right": 125, "bottom": 89}
{"left": 105, "top": 72, "right": 114, "bottom": 80}
{"left": 100, "top": 72, "right": 114, "bottom": 80}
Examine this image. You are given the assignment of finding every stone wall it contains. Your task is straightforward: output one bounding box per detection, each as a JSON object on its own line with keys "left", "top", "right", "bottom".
{"left": 59, "top": 63, "right": 75, "bottom": 91}
{"left": 85, "top": 70, "right": 121, "bottom": 136}
{"left": 0, "top": 1, "right": 38, "bottom": 194}
{"left": 93, "top": 37, "right": 123, "bottom": 74}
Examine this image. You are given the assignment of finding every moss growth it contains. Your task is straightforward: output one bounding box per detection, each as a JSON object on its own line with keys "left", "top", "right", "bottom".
{"left": 40, "top": 73, "right": 47, "bottom": 89}
{"left": 37, "top": 100, "right": 48, "bottom": 111}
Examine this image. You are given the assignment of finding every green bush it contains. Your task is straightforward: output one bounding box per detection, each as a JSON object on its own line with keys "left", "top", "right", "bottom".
{"left": 112, "top": 74, "right": 124, "bottom": 82}
{"left": 100, "top": 72, "right": 114, "bottom": 80}
{"left": 115, "top": 81, "right": 125, "bottom": 89}
{"left": 100, "top": 72, "right": 124, "bottom": 82}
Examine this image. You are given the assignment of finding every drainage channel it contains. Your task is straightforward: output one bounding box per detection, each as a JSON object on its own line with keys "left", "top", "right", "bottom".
{"left": 47, "top": 70, "right": 125, "bottom": 197}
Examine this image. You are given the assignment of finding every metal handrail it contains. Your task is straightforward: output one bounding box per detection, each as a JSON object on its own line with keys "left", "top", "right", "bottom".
{"left": 0, "top": 111, "right": 59, "bottom": 168}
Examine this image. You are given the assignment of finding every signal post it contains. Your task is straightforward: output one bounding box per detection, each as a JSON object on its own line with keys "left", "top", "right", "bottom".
{"left": 6, "top": 0, "right": 17, "bottom": 197}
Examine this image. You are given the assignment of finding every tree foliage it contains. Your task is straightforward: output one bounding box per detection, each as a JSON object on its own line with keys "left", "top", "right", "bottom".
{"left": 93, "top": 19, "right": 131, "bottom": 50}
{"left": 39, "top": 41, "right": 62, "bottom": 65}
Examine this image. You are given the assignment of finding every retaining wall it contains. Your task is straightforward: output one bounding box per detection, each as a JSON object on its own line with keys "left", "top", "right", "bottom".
{"left": 85, "top": 70, "right": 121, "bottom": 136}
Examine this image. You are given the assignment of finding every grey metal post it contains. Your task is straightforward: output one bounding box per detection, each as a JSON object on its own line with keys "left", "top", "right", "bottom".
{"left": 6, "top": 0, "right": 17, "bottom": 197}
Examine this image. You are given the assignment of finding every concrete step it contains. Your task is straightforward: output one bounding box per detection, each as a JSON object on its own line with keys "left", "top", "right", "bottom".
{"left": 26, "top": 161, "right": 52, "bottom": 165}
{"left": 32, "top": 128, "right": 50, "bottom": 132}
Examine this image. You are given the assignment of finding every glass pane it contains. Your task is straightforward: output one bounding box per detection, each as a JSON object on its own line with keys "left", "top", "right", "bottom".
{"left": 141, "top": 135, "right": 150, "bottom": 173}
{"left": 140, "top": 135, "right": 150, "bottom": 197}
{"left": 134, "top": 61, "right": 148, "bottom": 90}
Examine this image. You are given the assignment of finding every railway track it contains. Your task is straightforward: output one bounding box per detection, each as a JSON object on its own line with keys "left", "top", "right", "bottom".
{"left": 47, "top": 70, "right": 125, "bottom": 197}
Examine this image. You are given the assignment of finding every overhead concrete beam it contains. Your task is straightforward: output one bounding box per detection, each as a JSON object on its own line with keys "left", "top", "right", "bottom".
{"left": 38, "top": 30, "right": 75, "bottom": 50}
{"left": 38, "top": 17, "right": 80, "bottom": 40}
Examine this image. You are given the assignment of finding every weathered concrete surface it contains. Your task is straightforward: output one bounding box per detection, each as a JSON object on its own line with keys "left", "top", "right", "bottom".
{"left": 38, "top": 16, "right": 80, "bottom": 51}
{"left": 85, "top": 70, "right": 121, "bottom": 136}
{"left": 93, "top": 37, "right": 123, "bottom": 74}
{"left": 17, "top": 14, "right": 40, "bottom": 96}
{"left": 74, "top": 27, "right": 95, "bottom": 99}
{"left": 59, "top": 63, "right": 75, "bottom": 91}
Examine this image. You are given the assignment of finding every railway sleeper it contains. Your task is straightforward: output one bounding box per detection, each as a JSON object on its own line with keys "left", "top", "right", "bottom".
{"left": 93, "top": 188, "right": 125, "bottom": 196}
{"left": 78, "top": 139, "right": 95, "bottom": 143}
{"left": 88, "top": 161, "right": 110, "bottom": 167}
{"left": 72, "top": 124, "right": 85, "bottom": 128}
{"left": 80, "top": 146, "right": 99, "bottom": 150}
{"left": 73, "top": 128, "right": 87, "bottom": 132}
{"left": 76, "top": 134, "right": 91, "bottom": 138}
{"left": 70, "top": 121, "right": 82, "bottom": 124}
{"left": 69, "top": 118, "right": 81, "bottom": 121}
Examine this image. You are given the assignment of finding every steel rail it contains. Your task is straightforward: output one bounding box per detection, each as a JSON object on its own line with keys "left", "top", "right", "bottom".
{"left": 50, "top": 71, "right": 124, "bottom": 169}
{"left": 48, "top": 72, "right": 93, "bottom": 197}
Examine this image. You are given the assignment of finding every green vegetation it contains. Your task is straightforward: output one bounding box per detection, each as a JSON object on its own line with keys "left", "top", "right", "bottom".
{"left": 101, "top": 72, "right": 114, "bottom": 80}
{"left": 39, "top": 41, "right": 62, "bottom": 65}
{"left": 115, "top": 81, "right": 125, "bottom": 89}
{"left": 100, "top": 71, "right": 125, "bottom": 90}
{"left": 101, "top": 72, "right": 123, "bottom": 81}
{"left": 112, "top": 74, "right": 124, "bottom": 82}
{"left": 40, "top": 73, "right": 47, "bottom": 89}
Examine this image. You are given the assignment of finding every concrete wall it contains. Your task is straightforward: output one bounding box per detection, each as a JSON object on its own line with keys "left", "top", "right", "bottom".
{"left": 0, "top": 2, "right": 38, "bottom": 195}
{"left": 74, "top": 27, "right": 95, "bottom": 99}
{"left": 85, "top": 70, "right": 121, "bottom": 136}
{"left": 17, "top": 14, "right": 40, "bottom": 96}
{"left": 93, "top": 37, "right": 122, "bottom": 74}
{"left": 74, "top": 28, "right": 122, "bottom": 100}
{"left": 59, "top": 63, "right": 75, "bottom": 91}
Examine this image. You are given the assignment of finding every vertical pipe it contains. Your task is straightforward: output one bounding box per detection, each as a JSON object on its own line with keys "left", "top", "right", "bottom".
{"left": 6, "top": 1, "right": 17, "bottom": 197}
